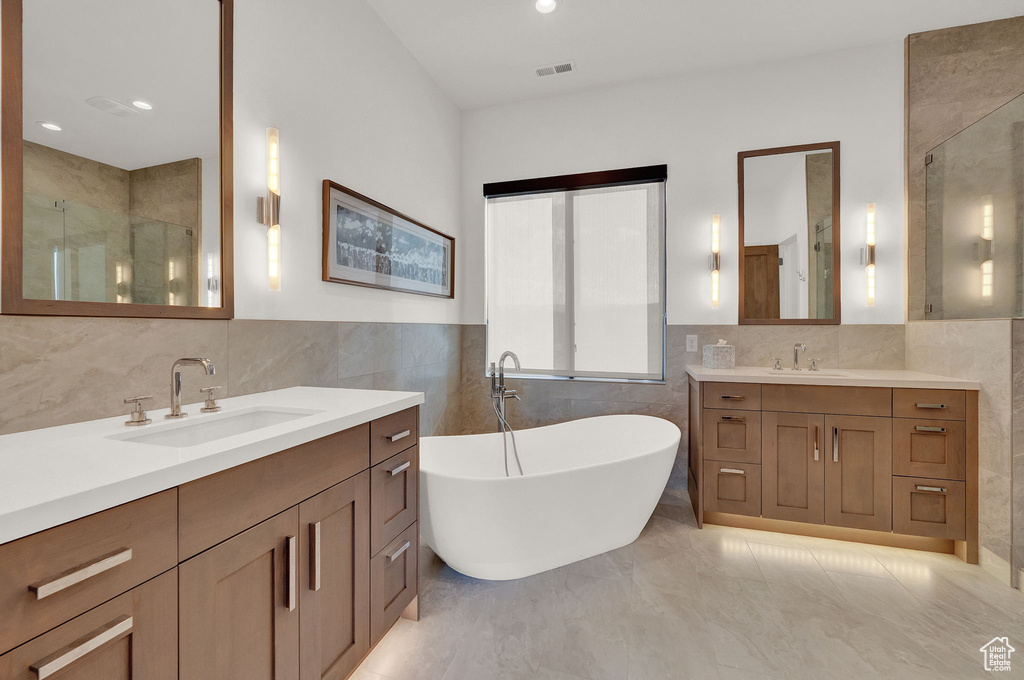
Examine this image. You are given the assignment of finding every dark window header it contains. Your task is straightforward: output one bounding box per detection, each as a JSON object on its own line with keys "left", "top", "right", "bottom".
{"left": 483, "top": 164, "right": 667, "bottom": 199}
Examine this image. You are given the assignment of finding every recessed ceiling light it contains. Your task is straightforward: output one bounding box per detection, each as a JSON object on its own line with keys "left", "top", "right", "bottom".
{"left": 132, "top": 100, "right": 153, "bottom": 111}
{"left": 38, "top": 122, "right": 61, "bottom": 131}
{"left": 535, "top": 0, "right": 557, "bottom": 13}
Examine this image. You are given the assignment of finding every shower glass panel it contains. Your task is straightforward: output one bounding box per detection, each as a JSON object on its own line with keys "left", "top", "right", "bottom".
{"left": 22, "top": 195, "right": 197, "bottom": 305}
{"left": 925, "top": 92, "right": 1024, "bottom": 319}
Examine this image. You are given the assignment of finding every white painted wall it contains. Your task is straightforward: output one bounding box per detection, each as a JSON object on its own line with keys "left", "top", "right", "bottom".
{"left": 459, "top": 42, "right": 905, "bottom": 325}
{"left": 233, "top": 0, "right": 461, "bottom": 322}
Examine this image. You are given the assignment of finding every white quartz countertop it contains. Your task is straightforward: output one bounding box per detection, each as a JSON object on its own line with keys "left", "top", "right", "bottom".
{"left": 686, "top": 365, "right": 980, "bottom": 390}
{"left": 0, "top": 387, "right": 424, "bottom": 545}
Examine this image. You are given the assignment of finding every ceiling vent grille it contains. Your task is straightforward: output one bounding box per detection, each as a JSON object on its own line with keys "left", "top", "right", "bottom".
{"left": 536, "top": 60, "right": 576, "bottom": 78}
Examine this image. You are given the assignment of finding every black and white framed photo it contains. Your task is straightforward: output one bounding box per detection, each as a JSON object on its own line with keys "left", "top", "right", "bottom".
{"left": 322, "top": 180, "right": 455, "bottom": 299}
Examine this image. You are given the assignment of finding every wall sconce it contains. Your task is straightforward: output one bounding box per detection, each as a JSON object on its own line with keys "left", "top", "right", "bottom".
{"left": 710, "top": 214, "right": 721, "bottom": 308}
{"left": 206, "top": 253, "right": 219, "bottom": 307}
{"left": 864, "top": 203, "right": 876, "bottom": 307}
{"left": 980, "top": 196, "right": 993, "bottom": 302}
{"left": 258, "top": 127, "right": 282, "bottom": 291}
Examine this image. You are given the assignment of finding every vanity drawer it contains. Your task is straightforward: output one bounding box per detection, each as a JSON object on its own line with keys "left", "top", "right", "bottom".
{"left": 371, "top": 446, "right": 419, "bottom": 556}
{"left": 0, "top": 489, "right": 177, "bottom": 656}
{"left": 893, "top": 389, "right": 966, "bottom": 421}
{"left": 370, "top": 522, "right": 418, "bottom": 646}
{"left": 893, "top": 419, "right": 966, "bottom": 481}
{"left": 703, "top": 382, "right": 761, "bottom": 411}
{"left": 702, "top": 409, "right": 761, "bottom": 464}
{"left": 892, "top": 476, "right": 966, "bottom": 541}
{"left": 761, "top": 384, "right": 892, "bottom": 417}
{"left": 178, "top": 424, "right": 369, "bottom": 560}
{"left": 0, "top": 568, "right": 177, "bottom": 680}
{"left": 371, "top": 406, "right": 419, "bottom": 466}
{"left": 703, "top": 461, "right": 761, "bottom": 517}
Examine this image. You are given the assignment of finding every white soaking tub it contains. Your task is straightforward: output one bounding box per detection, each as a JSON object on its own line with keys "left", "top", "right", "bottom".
{"left": 419, "top": 415, "right": 680, "bottom": 580}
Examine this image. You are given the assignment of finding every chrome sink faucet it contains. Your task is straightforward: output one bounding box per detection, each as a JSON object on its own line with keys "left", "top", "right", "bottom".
{"left": 490, "top": 351, "right": 521, "bottom": 422}
{"left": 793, "top": 343, "right": 807, "bottom": 370}
{"left": 167, "top": 358, "right": 217, "bottom": 419}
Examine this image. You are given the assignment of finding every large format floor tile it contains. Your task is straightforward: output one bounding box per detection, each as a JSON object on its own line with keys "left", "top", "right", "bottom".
{"left": 359, "top": 497, "right": 1024, "bottom": 680}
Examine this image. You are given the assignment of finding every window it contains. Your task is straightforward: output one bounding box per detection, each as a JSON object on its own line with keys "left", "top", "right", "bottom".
{"left": 484, "top": 165, "right": 666, "bottom": 381}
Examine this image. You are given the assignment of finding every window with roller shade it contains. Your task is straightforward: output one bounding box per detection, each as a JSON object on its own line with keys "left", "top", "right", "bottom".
{"left": 484, "top": 165, "right": 666, "bottom": 382}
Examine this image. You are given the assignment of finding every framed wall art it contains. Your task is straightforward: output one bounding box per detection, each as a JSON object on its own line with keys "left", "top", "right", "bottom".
{"left": 322, "top": 180, "right": 454, "bottom": 299}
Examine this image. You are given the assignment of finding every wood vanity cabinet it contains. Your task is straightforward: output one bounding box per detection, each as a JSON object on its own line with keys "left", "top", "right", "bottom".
{"left": 0, "top": 405, "right": 421, "bottom": 680}
{"left": 762, "top": 412, "right": 825, "bottom": 524}
{"left": 690, "top": 379, "right": 978, "bottom": 562}
{"left": 0, "top": 569, "right": 178, "bottom": 680}
{"left": 179, "top": 508, "right": 300, "bottom": 680}
{"left": 299, "top": 472, "right": 371, "bottom": 680}
{"left": 824, "top": 416, "right": 892, "bottom": 532}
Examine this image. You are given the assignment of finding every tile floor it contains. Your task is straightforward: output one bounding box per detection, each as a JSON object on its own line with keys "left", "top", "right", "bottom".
{"left": 355, "top": 493, "right": 1024, "bottom": 680}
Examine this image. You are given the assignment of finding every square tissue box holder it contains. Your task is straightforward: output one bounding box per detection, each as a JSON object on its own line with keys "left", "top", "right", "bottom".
{"left": 703, "top": 339, "right": 735, "bottom": 369}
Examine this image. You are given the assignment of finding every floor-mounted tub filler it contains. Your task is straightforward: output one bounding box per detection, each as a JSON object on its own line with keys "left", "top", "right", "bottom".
{"left": 420, "top": 414, "right": 680, "bottom": 580}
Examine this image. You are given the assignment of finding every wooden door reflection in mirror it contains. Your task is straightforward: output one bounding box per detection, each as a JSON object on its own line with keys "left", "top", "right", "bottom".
{"left": 1, "top": 0, "right": 233, "bottom": 318}
{"left": 738, "top": 142, "right": 840, "bottom": 325}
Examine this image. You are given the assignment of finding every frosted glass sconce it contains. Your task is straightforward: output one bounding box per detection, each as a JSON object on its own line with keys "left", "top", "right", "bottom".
{"left": 981, "top": 196, "right": 993, "bottom": 302}
{"left": 710, "top": 214, "right": 721, "bottom": 308}
{"left": 864, "top": 203, "right": 876, "bottom": 307}
{"left": 258, "top": 127, "right": 282, "bottom": 291}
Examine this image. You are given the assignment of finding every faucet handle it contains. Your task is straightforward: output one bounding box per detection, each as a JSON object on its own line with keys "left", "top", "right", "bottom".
{"left": 124, "top": 396, "right": 153, "bottom": 427}
{"left": 772, "top": 358, "right": 783, "bottom": 371}
{"left": 200, "top": 386, "right": 222, "bottom": 413}
{"left": 503, "top": 389, "right": 521, "bottom": 401}
{"left": 809, "top": 358, "right": 820, "bottom": 371}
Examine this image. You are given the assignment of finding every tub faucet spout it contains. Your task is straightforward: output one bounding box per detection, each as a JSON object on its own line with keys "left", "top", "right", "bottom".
{"left": 491, "top": 351, "right": 522, "bottom": 422}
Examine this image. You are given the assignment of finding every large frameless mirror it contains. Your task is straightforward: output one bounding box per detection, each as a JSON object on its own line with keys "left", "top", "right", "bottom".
{"left": 1, "top": 0, "right": 233, "bottom": 318}
{"left": 738, "top": 142, "right": 841, "bottom": 324}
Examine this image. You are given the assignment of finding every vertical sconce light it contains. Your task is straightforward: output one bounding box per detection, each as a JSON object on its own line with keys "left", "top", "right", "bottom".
{"left": 206, "top": 253, "right": 219, "bottom": 307}
{"left": 981, "top": 196, "right": 993, "bottom": 302}
{"left": 864, "top": 203, "right": 876, "bottom": 307}
{"left": 258, "top": 127, "right": 282, "bottom": 291}
{"left": 710, "top": 214, "right": 721, "bottom": 308}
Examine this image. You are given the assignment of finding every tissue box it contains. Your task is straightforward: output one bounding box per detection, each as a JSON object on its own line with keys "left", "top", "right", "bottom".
{"left": 703, "top": 342, "right": 735, "bottom": 369}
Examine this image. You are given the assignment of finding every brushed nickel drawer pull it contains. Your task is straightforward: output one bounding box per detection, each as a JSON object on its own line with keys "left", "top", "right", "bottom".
{"left": 309, "top": 522, "right": 321, "bottom": 592}
{"left": 387, "top": 429, "right": 411, "bottom": 442}
{"left": 30, "top": 615, "right": 133, "bottom": 679}
{"left": 29, "top": 548, "right": 133, "bottom": 600}
{"left": 813, "top": 426, "right": 819, "bottom": 462}
{"left": 915, "top": 426, "right": 946, "bottom": 433}
{"left": 915, "top": 403, "right": 947, "bottom": 409}
{"left": 387, "top": 540, "right": 412, "bottom": 562}
{"left": 389, "top": 460, "right": 412, "bottom": 476}
{"left": 720, "top": 395, "right": 746, "bottom": 400}
{"left": 720, "top": 416, "right": 745, "bottom": 421}
{"left": 915, "top": 485, "right": 947, "bottom": 493}
{"left": 832, "top": 427, "right": 839, "bottom": 463}
{"left": 720, "top": 468, "right": 744, "bottom": 475}
{"left": 286, "top": 535, "right": 297, "bottom": 611}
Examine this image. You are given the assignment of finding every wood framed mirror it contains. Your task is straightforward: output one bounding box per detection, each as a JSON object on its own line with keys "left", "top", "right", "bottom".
{"left": 1, "top": 0, "right": 233, "bottom": 319}
{"left": 738, "top": 141, "right": 840, "bottom": 325}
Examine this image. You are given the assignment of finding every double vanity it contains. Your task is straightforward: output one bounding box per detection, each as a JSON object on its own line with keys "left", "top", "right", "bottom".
{"left": 687, "top": 365, "right": 981, "bottom": 563}
{"left": 0, "top": 386, "right": 423, "bottom": 680}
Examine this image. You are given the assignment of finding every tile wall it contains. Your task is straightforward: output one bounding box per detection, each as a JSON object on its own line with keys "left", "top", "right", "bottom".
{"left": 905, "top": 320, "right": 1014, "bottom": 585}
{"left": 0, "top": 317, "right": 462, "bottom": 438}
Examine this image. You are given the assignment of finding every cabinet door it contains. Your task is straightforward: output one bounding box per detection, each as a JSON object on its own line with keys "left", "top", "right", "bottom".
{"left": 762, "top": 412, "right": 825, "bottom": 524}
{"left": 702, "top": 409, "right": 761, "bottom": 464}
{"left": 299, "top": 472, "right": 370, "bottom": 680}
{"left": 824, "top": 416, "right": 892, "bottom": 531}
{"left": 180, "top": 508, "right": 300, "bottom": 680}
{"left": 0, "top": 569, "right": 176, "bottom": 680}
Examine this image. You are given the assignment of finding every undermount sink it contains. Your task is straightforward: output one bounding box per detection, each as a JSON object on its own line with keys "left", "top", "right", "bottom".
{"left": 754, "top": 367, "right": 849, "bottom": 378}
{"left": 110, "top": 406, "right": 323, "bottom": 448}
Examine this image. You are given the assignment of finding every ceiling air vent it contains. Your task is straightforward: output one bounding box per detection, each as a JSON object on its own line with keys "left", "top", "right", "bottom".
{"left": 535, "top": 60, "right": 576, "bottom": 78}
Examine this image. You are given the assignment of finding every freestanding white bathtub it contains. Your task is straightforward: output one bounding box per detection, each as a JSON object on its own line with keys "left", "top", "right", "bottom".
{"left": 419, "top": 414, "right": 680, "bottom": 580}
